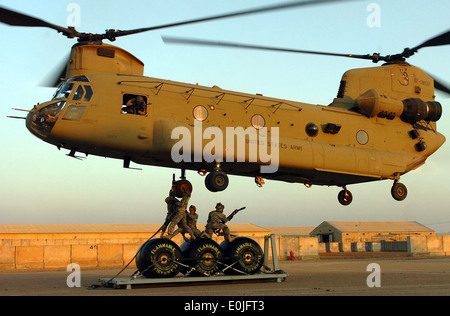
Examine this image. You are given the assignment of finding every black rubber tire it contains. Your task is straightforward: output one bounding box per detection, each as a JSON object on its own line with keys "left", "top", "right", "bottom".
{"left": 220, "top": 237, "right": 263, "bottom": 275}
{"left": 338, "top": 189, "right": 353, "bottom": 206}
{"left": 136, "top": 238, "right": 182, "bottom": 278}
{"left": 205, "top": 171, "right": 229, "bottom": 192}
{"left": 180, "top": 238, "right": 223, "bottom": 276}
{"left": 174, "top": 179, "right": 193, "bottom": 198}
{"left": 391, "top": 182, "right": 407, "bottom": 201}
{"left": 204, "top": 173, "right": 217, "bottom": 192}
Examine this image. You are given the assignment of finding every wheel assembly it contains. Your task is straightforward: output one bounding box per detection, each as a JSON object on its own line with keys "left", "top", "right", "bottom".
{"left": 180, "top": 238, "right": 223, "bottom": 276}
{"left": 135, "top": 238, "right": 182, "bottom": 278}
{"left": 338, "top": 188, "right": 353, "bottom": 206}
{"left": 174, "top": 179, "right": 193, "bottom": 198}
{"left": 205, "top": 171, "right": 229, "bottom": 192}
{"left": 391, "top": 182, "right": 407, "bottom": 201}
{"left": 220, "top": 237, "right": 264, "bottom": 275}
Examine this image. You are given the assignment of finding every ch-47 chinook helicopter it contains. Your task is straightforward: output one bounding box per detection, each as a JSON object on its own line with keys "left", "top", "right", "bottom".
{"left": 2, "top": 1, "right": 450, "bottom": 206}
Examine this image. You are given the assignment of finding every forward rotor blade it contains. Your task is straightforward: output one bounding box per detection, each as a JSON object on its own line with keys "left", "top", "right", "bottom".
{"left": 0, "top": 6, "right": 76, "bottom": 36}
{"left": 114, "top": 0, "right": 357, "bottom": 39}
{"left": 162, "top": 36, "right": 374, "bottom": 60}
{"left": 39, "top": 54, "right": 69, "bottom": 87}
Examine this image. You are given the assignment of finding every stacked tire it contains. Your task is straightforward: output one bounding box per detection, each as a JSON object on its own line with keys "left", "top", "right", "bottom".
{"left": 220, "top": 237, "right": 264, "bottom": 275}
{"left": 136, "top": 237, "right": 264, "bottom": 278}
{"left": 136, "top": 238, "right": 182, "bottom": 278}
{"left": 180, "top": 238, "right": 223, "bottom": 276}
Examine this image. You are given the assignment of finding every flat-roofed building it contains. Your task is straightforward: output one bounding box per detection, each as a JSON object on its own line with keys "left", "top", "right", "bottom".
{"left": 265, "top": 226, "right": 315, "bottom": 237}
{"left": 310, "top": 221, "right": 435, "bottom": 243}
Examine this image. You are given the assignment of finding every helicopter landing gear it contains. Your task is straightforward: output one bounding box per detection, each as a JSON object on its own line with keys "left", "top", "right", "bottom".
{"left": 338, "top": 186, "right": 353, "bottom": 206}
{"left": 391, "top": 181, "right": 407, "bottom": 201}
{"left": 174, "top": 179, "right": 193, "bottom": 198}
{"left": 173, "top": 169, "right": 193, "bottom": 198}
{"left": 205, "top": 171, "right": 229, "bottom": 192}
{"left": 204, "top": 161, "right": 229, "bottom": 192}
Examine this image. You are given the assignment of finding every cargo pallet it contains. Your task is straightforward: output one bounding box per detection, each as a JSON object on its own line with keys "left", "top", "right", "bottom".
{"left": 99, "top": 234, "right": 287, "bottom": 289}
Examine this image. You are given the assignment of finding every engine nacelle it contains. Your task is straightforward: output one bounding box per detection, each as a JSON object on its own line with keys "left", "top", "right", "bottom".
{"left": 356, "top": 89, "right": 442, "bottom": 124}
{"left": 356, "top": 89, "right": 404, "bottom": 120}
{"left": 400, "top": 98, "right": 442, "bottom": 124}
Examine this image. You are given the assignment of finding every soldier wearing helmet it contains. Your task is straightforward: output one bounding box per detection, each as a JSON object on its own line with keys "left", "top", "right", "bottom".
{"left": 185, "top": 205, "right": 202, "bottom": 238}
{"left": 123, "top": 95, "right": 147, "bottom": 115}
{"left": 164, "top": 190, "right": 195, "bottom": 240}
{"left": 203, "top": 202, "right": 234, "bottom": 242}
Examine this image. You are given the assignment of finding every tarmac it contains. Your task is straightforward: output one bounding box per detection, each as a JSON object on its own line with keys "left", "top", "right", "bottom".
{"left": 1, "top": 254, "right": 449, "bottom": 297}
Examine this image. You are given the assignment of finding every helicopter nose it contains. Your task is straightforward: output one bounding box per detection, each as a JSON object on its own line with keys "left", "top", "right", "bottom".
{"left": 26, "top": 110, "right": 36, "bottom": 134}
{"left": 26, "top": 110, "right": 48, "bottom": 140}
{"left": 26, "top": 101, "right": 65, "bottom": 140}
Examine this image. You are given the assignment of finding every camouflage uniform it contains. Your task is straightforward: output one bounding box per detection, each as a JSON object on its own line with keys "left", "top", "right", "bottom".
{"left": 204, "top": 203, "right": 233, "bottom": 241}
{"left": 123, "top": 96, "right": 147, "bottom": 115}
{"left": 166, "top": 193, "right": 195, "bottom": 240}
{"left": 186, "top": 205, "right": 202, "bottom": 238}
{"left": 160, "top": 191, "right": 177, "bottom": 237}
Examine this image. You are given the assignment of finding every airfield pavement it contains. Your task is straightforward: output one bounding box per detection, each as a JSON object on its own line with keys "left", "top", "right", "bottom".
{"left": 1, "top": 254, "right": 449, "bottom": 298}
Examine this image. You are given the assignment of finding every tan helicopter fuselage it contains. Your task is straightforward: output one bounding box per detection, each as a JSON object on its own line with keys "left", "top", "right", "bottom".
{"left": 26, "top": 43, "right": 445, "bottom": 188}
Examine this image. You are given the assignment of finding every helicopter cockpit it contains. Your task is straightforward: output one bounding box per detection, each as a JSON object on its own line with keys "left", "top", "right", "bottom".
{"left": 26, "top": 76, "right": 94, "bottom": 139}
{"left": 52, "top": 76, "right": 93, "bottom": 101}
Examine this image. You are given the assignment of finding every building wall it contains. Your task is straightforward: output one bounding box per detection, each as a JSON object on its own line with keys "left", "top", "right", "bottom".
{"left": 309, "top": 222, "right": 340, "bottom": 242}
{"left": 310, "top": 221, "right": 436, "bottom": 243}
{"left": 0, "top": 225, "right": 320, "bottom": 270}
{"left": 340, "top": 231, "right": 435, "bottom": 243}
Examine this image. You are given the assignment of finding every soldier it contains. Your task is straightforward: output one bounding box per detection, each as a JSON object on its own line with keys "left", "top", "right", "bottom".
{"left": 160, "top": 186, "right": 177, "bottom": 238}
{"left": 185, "top": 205, "right": 202, "bottom": 238}
{"left": 123, "top": 95, "right": 147, "bottom": 115}
{"left": 203, "top": 202, "right": 234, "bottom": 242}
{"left": 164, "top": 190, "right": 195, "bottom": 240}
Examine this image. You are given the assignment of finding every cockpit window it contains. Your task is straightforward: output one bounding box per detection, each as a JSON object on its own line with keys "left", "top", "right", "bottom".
{"left": 62, "top": 105, "right": 86, "bottom": 121}
{"left": 53, "top": 82, "right": 94, "bottom": 102}
{"left": 122, "top": 94, "right": 147, "bottom": 116}
{"left": 53, "top": 82, "right": 74, "bottom": 100}
{"left": 73, "top": 85, "right": 84, "bottom": 101}
{"left": 52, "top": 76, "right": 90, "bottom": 101}
{"left": 28, "top": 101, "right": 66, "bottom": 138}
{"left": 83, "top": 85, "right": 93, "bottom": 102}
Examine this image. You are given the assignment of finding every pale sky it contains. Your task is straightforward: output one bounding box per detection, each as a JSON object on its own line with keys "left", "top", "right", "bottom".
{"left": 1, "top": 0, "right": 449, "bottom": 233}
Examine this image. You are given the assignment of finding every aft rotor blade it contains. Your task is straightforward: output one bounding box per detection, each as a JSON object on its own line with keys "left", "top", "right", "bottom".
{"left": 114, "top": 0, "right": 357, "bottom": 38}
{"left": 412, "top": 29, "right": 450, "bottom": 52}
{"left": 422, "top": 69, "right": 450, "bottom": 97}
{"left": 434, "top": 78, "right": 450, "bottom": 97}
{"left": 162, "top": 36, "right": 374, "bottom": 60}
{"left": 0, "top": 6, "right": 76, "bottom": 37}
